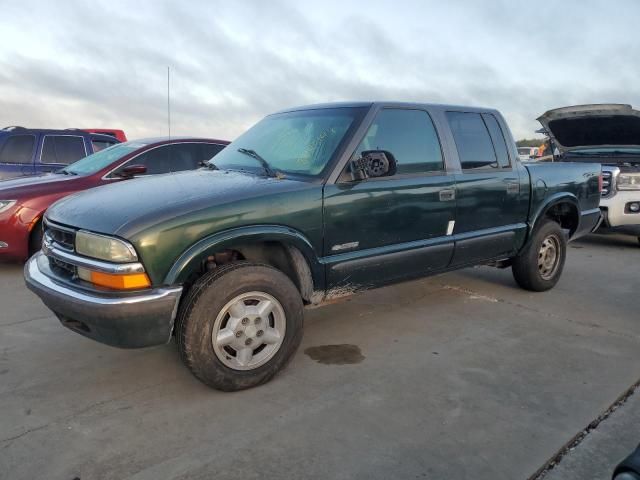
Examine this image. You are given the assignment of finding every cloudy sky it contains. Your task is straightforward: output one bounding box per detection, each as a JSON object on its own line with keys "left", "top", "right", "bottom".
{"left": 1, "top": 0, "right": 638, "bottom": 141}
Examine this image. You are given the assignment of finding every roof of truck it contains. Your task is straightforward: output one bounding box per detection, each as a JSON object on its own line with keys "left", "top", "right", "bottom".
{"left": 273, "top": 101, "right": 499, "bottom": 115}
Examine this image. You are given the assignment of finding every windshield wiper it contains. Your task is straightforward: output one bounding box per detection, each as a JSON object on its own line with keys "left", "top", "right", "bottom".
{"left": 56, "top": 169, "right": 78, "bottom": 175}
{"left": 237, "top": 148, "right": 277, "bottom": 178}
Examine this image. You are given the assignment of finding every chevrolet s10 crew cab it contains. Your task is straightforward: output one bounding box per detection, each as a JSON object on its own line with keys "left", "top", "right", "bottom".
{"left": 25, "top": 102, "right": 603, "bottom": 391}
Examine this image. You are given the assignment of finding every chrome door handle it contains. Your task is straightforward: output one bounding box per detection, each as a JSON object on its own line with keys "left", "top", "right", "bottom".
{"left": 439, "top": 189, "right": 456, "bottom": 201}
{"left": 506, "top": 182, "right": 520, "bottom": 194}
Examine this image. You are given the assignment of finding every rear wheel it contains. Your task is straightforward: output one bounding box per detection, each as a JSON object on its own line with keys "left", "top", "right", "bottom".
{"left": 512, "top": 219, "right": 567, "bottom": 292}
{"left": 176, "top": 262, "right": 304, "bottom": 391}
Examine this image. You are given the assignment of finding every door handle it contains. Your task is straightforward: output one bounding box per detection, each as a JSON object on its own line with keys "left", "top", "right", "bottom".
{"left": 439, "top": 189, "right": 456, "bottom": 201}
{"left": 506, "top": 182, "right": 520, "bottom": 194}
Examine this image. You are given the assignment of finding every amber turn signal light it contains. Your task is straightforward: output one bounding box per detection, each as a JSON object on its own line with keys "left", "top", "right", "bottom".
{"left": 77, "top": 267, "right": 151, "bottom": 290}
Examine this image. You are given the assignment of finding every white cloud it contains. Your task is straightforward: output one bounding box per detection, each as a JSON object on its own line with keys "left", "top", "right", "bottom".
{"left": 0, "top": 0, "right": 639, "bottom": 141}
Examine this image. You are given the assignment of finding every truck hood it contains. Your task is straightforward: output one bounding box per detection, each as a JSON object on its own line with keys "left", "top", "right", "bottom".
{"left": 46, "top": 169, "right": 314, "bottom": 237}
{"left": 537, "top": 104, "right": 640, "bottom": 153}
{"left": 0, "top": 173, "right": 82, "bottom": 201}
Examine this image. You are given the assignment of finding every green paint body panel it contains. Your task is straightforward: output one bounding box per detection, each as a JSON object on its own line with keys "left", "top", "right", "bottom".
{"left": 44, "top": 102, "right": 603, "bottom": 302}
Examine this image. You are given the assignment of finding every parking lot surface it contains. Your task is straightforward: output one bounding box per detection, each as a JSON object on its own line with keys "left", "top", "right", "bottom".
{"left": 1, "top": 233, "right": 639, "bottom": 479}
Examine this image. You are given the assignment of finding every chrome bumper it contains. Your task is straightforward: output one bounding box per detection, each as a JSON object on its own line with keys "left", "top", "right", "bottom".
{"left": 24, "top": 252, "right": 183, "bottom": 348}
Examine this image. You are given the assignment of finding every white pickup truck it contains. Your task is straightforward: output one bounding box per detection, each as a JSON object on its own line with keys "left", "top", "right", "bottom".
{"left": 538, "top": 104, "right": 640, "bottom": 245}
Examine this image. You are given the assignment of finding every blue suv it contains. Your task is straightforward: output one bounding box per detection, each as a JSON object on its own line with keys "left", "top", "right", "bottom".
{"left": 0, "top": 127, "right": 120, "bottom": 180}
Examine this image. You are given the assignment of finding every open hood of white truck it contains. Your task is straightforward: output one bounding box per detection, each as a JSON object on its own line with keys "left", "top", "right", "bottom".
{"left": 537, "top": 104, "right": 640, "bottom": 153}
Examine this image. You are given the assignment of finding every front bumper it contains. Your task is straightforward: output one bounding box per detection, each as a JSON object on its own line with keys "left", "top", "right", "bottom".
{"left": 600, "top": 191, "right": 640, "bottom": 231}
{"left": 24, "top": 252, "right": 183, "bottom": 348}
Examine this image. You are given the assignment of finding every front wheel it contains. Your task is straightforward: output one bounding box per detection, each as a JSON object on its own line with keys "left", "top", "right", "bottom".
{"left": 512, "top": 219, "right": 567, "bottom": 292}
{"left": 176, "top": 262, "right": 304, "bottom": 391}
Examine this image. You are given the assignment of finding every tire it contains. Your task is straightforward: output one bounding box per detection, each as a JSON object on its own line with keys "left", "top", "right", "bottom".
{"left": 29, "top": 219, "right": 44, "bottom": 258}
{"left": 176, "top": 262, "right": 304, "bottom": 391}
{"left": 512, "top": 219, "right": 567, "bottom": 292}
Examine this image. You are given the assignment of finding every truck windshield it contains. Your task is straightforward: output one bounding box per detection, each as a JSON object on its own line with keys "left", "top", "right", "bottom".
{"left": 62, "top": 142, "right": 147, "bottom": 175}
{"left": 210, "top": 107, "right": 367, "bottom": 177}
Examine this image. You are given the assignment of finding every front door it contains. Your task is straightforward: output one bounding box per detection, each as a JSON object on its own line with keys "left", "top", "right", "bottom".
{"left": 444, "top": 111, "right": 528, "bottom": 265}
{"left": 323, "top": 107, "right": 457, "bottom": 291}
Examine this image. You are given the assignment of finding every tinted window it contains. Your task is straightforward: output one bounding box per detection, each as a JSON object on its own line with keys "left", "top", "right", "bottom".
{"left": 354, "top": 109, "right": 444, "bottom": 174}
{"left": 446, "top": 112, "right": 497, "bottom": 170}
{"left": 0, "top": 135, "right": 35, "bottom": 164}
{"left": 124, "top": 145, "right": 173, "bottom": 175}
{"left": 41, "top": 136, "right": 86, "bottom": 165}
{"left": 483, "top": 114, "right": 511, "bottom": 168}
{"left": 169, "top": 143, "right": 226, "bottom": 172}
{"left": 202, "top": 143, "right": 226, "bottom": 160}
{"left": 92, "top": 139, "right": 117, "bottom": 152}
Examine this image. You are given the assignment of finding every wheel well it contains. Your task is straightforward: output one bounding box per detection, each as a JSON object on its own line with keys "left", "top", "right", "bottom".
{"left": 543, "top": 202, "right": 579, "bottom": 237}
{"left": 185, "top": 241, "right": 315, "bottom": 304}
{"left": 28, "top": 216, "right": 44, "bottom": 253}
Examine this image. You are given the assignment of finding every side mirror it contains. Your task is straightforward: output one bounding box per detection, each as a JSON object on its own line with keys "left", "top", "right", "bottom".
{"left": 350, "top": 150, "right": 397, "bottom": 180}
{"left": 117, "top": 164, "right": 147, "bottom": 178}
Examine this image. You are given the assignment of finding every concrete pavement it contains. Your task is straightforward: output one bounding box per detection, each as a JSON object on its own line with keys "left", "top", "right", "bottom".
{"left": 1, "top": 233, "right": 639, "bottom": 479}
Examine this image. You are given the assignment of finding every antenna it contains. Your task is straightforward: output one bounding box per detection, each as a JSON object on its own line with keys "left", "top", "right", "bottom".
{"left": 167, "top": 66, "right": 171, "bottom": 141}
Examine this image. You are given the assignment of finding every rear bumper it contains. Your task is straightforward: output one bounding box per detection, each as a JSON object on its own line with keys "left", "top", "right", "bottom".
{"left": 24, "top": 252, "right": 182, "bottom": 348}
{"left": 572, "top": 208, "right": 602, "bottom": 240}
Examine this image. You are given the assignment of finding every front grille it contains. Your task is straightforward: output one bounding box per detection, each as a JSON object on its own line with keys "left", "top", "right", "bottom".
{"left": 601, "top": 170, "right": 613, "bottom": 198}
{"left": 45, "top": 223, "right": 75, "bottom": 251}
{"left": 43, "top": 221, "right": 77, "bottom": 280}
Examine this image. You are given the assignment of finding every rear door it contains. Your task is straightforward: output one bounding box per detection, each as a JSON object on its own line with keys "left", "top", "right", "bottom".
{"left": 39, "top": 134, "right": 87, "bottom": 173}
{"left": 323, "top": 107, "right": 457, "bottom": 290}
{"left": 0, "top": 134, "right": 37, "bottom": 179}
{"left": 446, "top": 111, "right": 528, "bottom": 265}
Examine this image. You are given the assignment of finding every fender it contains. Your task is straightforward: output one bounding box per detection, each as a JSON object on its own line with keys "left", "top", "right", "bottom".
{"left": 164, "top": 224, "right": 325, "bottom": 289}
{"left": 527, "top": 192, "right": 580, "bottom": 238}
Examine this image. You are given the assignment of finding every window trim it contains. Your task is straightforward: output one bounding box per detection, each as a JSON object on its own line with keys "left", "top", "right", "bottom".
{"left": 0, "top": 134, "right": 37, "bottom": 165}
{"left": 39, "top": 134, "right": 88, "bottom": 166}
{"left": 446, "top": 110, "right": 514, "bottom": 173}
{"left": 338, "top": 106, "right": 447, "bottom": 183}
{"left": 482, "top": 112, "right": 513, "bottom": 170}
{"left": 102, "top": 141, "right": 228, "bottom": 180}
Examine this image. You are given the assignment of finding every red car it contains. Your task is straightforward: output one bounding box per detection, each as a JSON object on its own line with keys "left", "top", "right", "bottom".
{"left": 82, "top": 129, "right": 128, "bottom": 143}
{"left": 0, "top": 137, "right": 228, "bottom": 261}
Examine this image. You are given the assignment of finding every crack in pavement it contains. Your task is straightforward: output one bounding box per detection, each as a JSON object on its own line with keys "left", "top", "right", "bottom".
{"left": 434, "top": 283, "right": 638, "bottom": 340}
{"left": 0, "top": 314, "right": 53, "bottom": 328}
{"left": 0, "top": 379, "right": 172, "bottom": 447}
{"left": 527, "top": 377, "right": 640, "bottom": 480}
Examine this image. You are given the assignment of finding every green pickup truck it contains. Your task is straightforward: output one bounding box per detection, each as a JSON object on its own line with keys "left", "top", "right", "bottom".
{"left": 25, "top": 102, "right": 602, "bottom": 391}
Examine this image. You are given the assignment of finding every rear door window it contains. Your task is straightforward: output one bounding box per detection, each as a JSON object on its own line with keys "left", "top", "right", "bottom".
{"left": 41, "top": 135, "right": 87, "bottom": 165}
{"left": 0, "top": 135, "right": 36, "bottom": 164}
{"left": 482, "top": 113, "right": 511, "bottom": 168}
{"left": 446, "top": 112, "right": 498, "bottom": 170}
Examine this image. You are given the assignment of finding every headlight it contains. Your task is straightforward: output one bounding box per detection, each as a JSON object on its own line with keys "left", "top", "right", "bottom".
{"left": 618, "top": 173, "right": 640, "bottom": 191}
{"left": 75, "top": 230, "right": 138, "bottom": 263}
{"left": 0, "top": 200, "right": 16, "bottom": 214}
